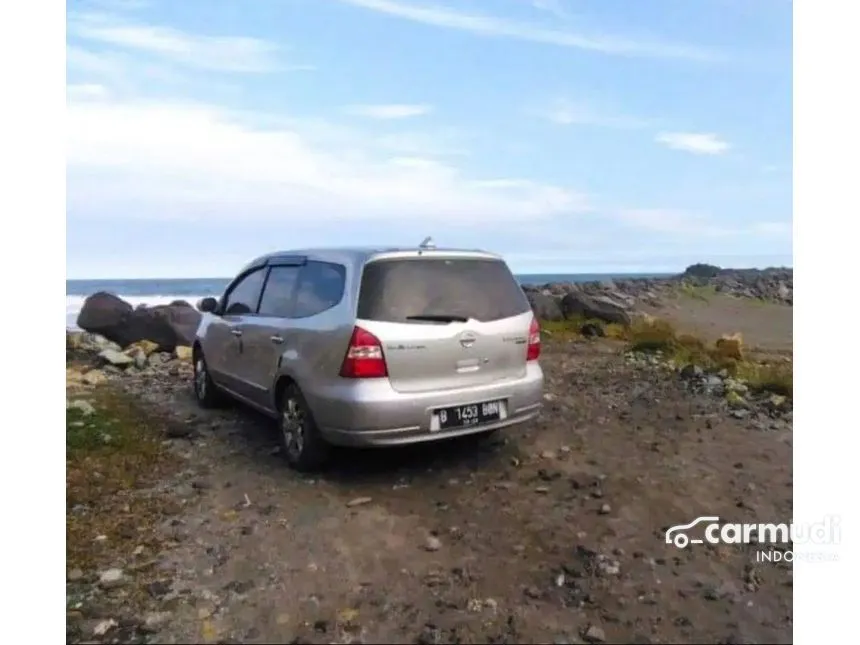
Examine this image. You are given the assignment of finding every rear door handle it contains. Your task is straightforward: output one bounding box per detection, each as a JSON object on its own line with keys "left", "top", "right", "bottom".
{"left": 231, "top": 329, "right": 243, "bottom": 337}
{"left": 270, "top": 335, "right": 285, "bottom": 345}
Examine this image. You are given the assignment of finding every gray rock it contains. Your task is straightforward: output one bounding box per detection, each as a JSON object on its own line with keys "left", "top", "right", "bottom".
{"left": 584, "top": 624, "right": 606, "bottom": 643}
{"left": 67, "top": 399, "right": 96, "bottom": 416}
{"left": 559, "top": 291, "right": 631, "bottom": 326}
{"left": 527, "top": 292, "right": 564, "bottom": 321}
{"left": 423, "top": 535, "right": 442, "bottom": 552}
{"left": 98, "top": 568, "right": 126, "bottom": 588}
{"left": 679, "top": 364, "right": 704, "bottom": 380}
{"left": 98, "top": 348, "right": 134, "bottom": 367}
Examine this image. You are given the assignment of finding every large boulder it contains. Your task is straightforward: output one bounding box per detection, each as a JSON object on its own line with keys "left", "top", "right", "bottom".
{"left": 559, "top": 291, "right": 631, "bottom": 326}
{"left": 77, "top": 294, "right": 202, "bottom": 351}
{"left": 526, "top": 292, "right": 564, "bottom": 321}
{"left": 75, "top": 292, "right": 134, "bottom": 337}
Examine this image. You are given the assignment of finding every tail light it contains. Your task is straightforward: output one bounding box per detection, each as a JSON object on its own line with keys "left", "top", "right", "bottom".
{"left": 339, "top": 326, "right": 388, "bottom": 378}
{"left": 527, "top": 317, "right": 541, "bottom": 361}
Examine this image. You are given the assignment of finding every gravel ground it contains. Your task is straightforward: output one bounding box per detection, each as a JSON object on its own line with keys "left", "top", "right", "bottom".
{"left": 67, "top": 334, "right": 792, "bottom": 645}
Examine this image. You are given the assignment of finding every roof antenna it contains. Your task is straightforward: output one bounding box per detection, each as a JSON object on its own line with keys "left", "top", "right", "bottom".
{"left": 419, "top": 236, "right": 436, "bottom": 250}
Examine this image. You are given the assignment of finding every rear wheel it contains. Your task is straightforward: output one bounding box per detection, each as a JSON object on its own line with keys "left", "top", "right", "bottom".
{"left": 193, "top": 350, "right": 222, "bottom": 408}
{"left": 278, "top": 383, "right": 330, "bottom": 472}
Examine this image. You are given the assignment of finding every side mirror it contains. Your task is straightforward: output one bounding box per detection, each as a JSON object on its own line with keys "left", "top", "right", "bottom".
{"left": 197, "top": 297, "right": 219, "bottom": 314}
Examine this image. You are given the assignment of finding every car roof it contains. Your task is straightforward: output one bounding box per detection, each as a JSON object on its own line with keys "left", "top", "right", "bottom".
{"left": 239, "top": 246, "right": 504, "bottom": 274}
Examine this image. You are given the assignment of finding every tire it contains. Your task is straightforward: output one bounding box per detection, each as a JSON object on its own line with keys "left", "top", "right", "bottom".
{"left": 193, "top": 350, "right": 222, "bottom": 408}
{"left": 278, "top": 383, "right": 330, "bottom": 472}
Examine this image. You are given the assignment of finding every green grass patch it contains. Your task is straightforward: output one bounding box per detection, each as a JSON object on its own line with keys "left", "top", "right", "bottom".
{"left": 676, "top": 282, "right": 719, "bottom": 302}
{"left": 539, "top": 316, "right": 629, "bottom": 341}
{"left": 67, "top": 383, "right": 180, "bottom": 573}
{"left": 735, "top": 360, "right": 794, "bottom": 396}
{"left": 625, "top": 317, "right": 793, "bottom": 398}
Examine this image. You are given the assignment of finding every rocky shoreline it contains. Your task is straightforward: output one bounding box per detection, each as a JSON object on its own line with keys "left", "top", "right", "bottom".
{"left": 71, "top": 264, "right": 792, "bottom": 350}
{"left": 522, "top": 265, "right": 793, "bottom": 324}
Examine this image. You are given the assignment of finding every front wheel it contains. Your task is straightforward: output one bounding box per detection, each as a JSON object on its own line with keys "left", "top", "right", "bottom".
{"left": 278, "top": 383, "right": 330, "bottom": 472}
{"left": 193, "top": 351, "right": 222, "bottom": 408}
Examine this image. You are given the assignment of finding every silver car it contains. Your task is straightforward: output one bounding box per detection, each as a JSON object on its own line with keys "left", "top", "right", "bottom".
{"left": 193, "top": 241, "right": 544, "bottom": 471}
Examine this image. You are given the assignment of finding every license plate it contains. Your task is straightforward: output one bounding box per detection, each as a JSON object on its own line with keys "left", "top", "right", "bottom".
{"left": 436, "top": 400, "right": 502, "bottom": 430}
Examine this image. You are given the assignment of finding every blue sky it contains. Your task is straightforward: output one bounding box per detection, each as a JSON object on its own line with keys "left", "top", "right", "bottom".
{"left": 66, "top": 0, "right": 792, "bottom": 278}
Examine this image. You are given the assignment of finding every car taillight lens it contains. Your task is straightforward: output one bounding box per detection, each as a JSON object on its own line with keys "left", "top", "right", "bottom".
{"left": 339, "top": 326, "right": 388, "bottom": 378}
{"left": 527, "top": 317, "right": 541, "bottom": 361}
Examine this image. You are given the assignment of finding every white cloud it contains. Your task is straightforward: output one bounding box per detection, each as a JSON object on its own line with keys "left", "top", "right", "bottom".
{"left": 617, "top": 209, "right": 736, "bottom": 236}
{"left": 343, "top": 103, "right": 434, "bottom": 119}
{"left": 655, "top": 131, "right": 731, "bottom": 155}
{"left": 66, "top": 96, "right": 589, "bottom": 224}
{"left": 67, "top": 13, "right": 290, "bottom": 73}
{"left": 336, "top": 0, "right": 720, "bottom": 61}
{"left": 67, "top": 83, "right": 110, "bottom": 100}
{"left": 617, "top": 209, "right": 793, "bottom": 241}
{"left": 534, "top": 98, "right": 649, "bottom": 128}
{"left": 530, "top": 0, "right": 570, "bottom": 20}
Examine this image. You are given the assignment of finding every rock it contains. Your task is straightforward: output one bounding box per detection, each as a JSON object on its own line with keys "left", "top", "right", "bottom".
{"left": 580, "top": 322, "right": 605, "bottom": 338}
{"left": 82, "top": 369, "right": 108, "bottom": 386}
{"left": 175, "top": 346, "right": 193, "bottom": 361}
{"left": 559, "top": 291, "right": 631, "bottom": 326}
{"left": 78, "top": 293, "right": 201, "bottom": 351}
{"left": 128, "top": 339, "right": 160, "bottom": 356}
{"left": 346, "top": 497, "right": 373, "bottom": 508}
{"left": 98, "top": 568, "right": 126, "bottom": 588}
{"left": 679, "top": 364, "right": 704, "bottom": 380}
{"left": 598, "top": 503, "right": 611, "bottom": 515}
{"left": 767, "top": 394, "right": 788, "bottom": 410}
{"left": 724, "top": 378, "right": 749, "bottom": 395}
{"left": 682, "top": 263, "right": 721, "bottom": 279}
{"left": 98, "top": 348, "right": 135, "bottom": 368}
{"left": 583, "top": 624, "right": 606, "bottom": 643}
{"left": 423, "top": 535, "right": 442, "bottom": 551}
{"left": 93, "top": 619, "right": 118, "bottom": 637}
{"left": 127, "top": 347, "right": 148, "bottom": 369}
{"left": 67, "top": 399, "right": 96, "bottom": 416}
{"left": 77, "top": 292, "right": 134, "bottom": 340}
{"left": 527, "top": 292, "right": 564, "bottom": 321}
{"left": 726, "top": 391, "right": 749, "bottom": 409}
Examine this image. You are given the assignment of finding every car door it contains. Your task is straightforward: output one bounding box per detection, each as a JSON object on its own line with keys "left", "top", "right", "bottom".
{"left": 240, "top": 262, "right": 303, "bottom": 410}
{"left": 204, "top": 267, "right": 267, "bottom": 396}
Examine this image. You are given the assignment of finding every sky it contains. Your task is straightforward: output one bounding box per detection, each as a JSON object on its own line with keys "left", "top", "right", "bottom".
{"left": 66, "top": 0, "right": 792, "bottom": 279}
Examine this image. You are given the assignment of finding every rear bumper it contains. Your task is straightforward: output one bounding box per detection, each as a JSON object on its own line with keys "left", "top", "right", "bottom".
{"left": 310, "top": 363, "right": 544, "bottom": 447}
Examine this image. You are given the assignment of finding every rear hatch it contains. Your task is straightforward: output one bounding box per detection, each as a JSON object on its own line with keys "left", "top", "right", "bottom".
{"left": 355, "top": 254, "right": 533, "bottom": 393}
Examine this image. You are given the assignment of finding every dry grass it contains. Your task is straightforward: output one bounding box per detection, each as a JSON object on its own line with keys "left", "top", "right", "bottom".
{"left": 735, "top": 360, "right": 794, "bottom": 396}
{"left": 677, "top": 282, "right": 719, "bottom": 302}
{"left": 67, "top": 381, "right": 181, "bottom": 573}
{"left": 539, "top": 316, "right": 628, "bottom": 340}
{"left": 625, "top": 317, "right": 793, "bottom": 398}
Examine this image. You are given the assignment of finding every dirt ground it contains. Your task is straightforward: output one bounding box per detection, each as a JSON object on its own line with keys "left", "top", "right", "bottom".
{"left": 66, "top": 299, "right": 793, "bottom": 645}
{"left": 641, "top": 292, "right": 793, "bottom": 355}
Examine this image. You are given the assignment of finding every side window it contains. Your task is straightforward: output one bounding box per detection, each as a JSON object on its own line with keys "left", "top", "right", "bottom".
{"left": 258, "top": 266, "right": 301, "bottom": 317}
{"left": 223, "top": 269, "right": 266, "bottom": 315}
{"left": 293, "top": 261, "right": 347, "bottom": 318}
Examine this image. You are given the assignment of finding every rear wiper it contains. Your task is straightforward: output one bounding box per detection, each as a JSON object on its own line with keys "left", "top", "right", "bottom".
{"left": 405, "top": 314, "right": 469, "bottom": 323}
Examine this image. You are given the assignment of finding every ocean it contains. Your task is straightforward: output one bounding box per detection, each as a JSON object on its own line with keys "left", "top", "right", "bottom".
{"left": 66, "top": 273, "right": 673, "bottom": 329}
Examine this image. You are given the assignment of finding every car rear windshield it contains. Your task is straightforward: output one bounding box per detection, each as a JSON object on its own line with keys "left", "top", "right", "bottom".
{"left": 357, "top": 257, "right": 530, "bottom": 323}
